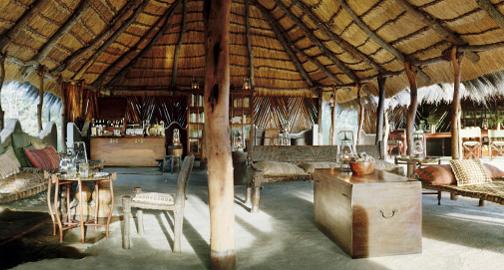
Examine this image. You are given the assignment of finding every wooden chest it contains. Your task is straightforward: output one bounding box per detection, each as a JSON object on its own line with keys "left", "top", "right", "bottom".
{"left": 91, "top": 137, "right": 166, "bottom": 167}
{"left": 313, "top": 169, "right": 422, "bottom": 258}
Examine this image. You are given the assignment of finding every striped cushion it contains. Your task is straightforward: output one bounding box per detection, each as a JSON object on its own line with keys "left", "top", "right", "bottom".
{"left": 24, "top": 146, "right": 60, "bottom": 172}
{"left": 450, "top": 159, "right": 492, "bottom": 186}
{"left": 0, "top": 146, "right": 21, "bottom": 179}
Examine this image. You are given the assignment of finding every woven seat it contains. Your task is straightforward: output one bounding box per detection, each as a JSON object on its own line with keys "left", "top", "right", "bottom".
{"left": 122, "top": 155, "right": 194, "bottom": 252}
{"left": 132, "top": 192, "right": 175, "bottom": 206}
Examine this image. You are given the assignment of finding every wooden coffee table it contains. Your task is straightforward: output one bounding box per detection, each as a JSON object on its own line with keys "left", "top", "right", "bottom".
{"left": 313, "top": 169, "right": 422, "bottom": 258}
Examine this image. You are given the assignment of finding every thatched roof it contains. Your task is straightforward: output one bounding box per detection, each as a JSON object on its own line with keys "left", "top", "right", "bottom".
{"left": 3, "top": 0, "right": 504, "bottom": 102}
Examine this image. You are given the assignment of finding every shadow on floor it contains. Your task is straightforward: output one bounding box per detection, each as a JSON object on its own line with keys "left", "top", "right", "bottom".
{"left": 0, "top": 209, "right": 87, "bottom": 269}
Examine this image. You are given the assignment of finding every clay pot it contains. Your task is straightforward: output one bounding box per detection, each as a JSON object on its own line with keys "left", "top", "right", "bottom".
{"left": 350, "top": 161, "right": 375, "bottom": 176}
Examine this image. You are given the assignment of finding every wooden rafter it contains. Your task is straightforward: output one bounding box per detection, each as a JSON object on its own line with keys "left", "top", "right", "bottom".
{"left": 28, "top": 0, "right": 90, "bottom": 65}
{"left": 92, "top": 0, "right": 181, "bottom": 88}
{"left": 0, "top": 0, "right": 44, "bottom": 50}
{"left": 338, "top": 0, "right": 430, "bottom": 83}
{"left": 477, "top": 0, "right": 504, "bottom": 31}
{"left": 107, "top": 0, "right": 182, "bottom": 87}
{"left": 171, "top": 0, "right": 187, "bottom": 89}
{"left": 51, "top": 0, "right": 142, "bottom": 75}
{"left": 245, "top": 0, "right": 255, "bottom": 89}
{"left": 395, "top": 0, "right": 479, "bottom": 63}
{"left": 272, "top": 0, "right": 358, "bottom": 83}
{"left": 256, "top": 5, "right": 316, "bottom": 91}
{"left": 0, "top": 52, "right": 5, "bottom": 130}
{"left": 293, "top": 0, "right": 387, "bottom": 74}
{"left": 72, "top": 0, "right": 150, "bottom": 80}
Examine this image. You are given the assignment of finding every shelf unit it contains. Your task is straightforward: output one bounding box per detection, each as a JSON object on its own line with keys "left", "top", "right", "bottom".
{"left": 188, "top": 94, "right": 204, "bottom": 158}
{"left": 230, "top": 91, "right": 252, "bottom": 150}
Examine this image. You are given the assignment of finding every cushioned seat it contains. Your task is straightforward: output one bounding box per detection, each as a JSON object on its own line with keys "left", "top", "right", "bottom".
{"left": 132, "top": 192, "right": 175, "bottom": 206}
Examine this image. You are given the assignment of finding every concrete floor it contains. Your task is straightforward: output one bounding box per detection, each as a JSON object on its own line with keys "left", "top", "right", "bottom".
{"left": 2, "top": 166, "right": 504, "bottom": 270}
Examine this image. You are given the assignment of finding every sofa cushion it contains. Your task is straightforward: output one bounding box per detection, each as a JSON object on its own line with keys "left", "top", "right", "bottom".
{"left": 415, "top": 165, "right": 456, "bottom": 186}
{"left": 11, "top": 132, "right": 34, "bottom": 167}
{"left": 450, "top": 159, "right": 492, "bottom": 186}
{"left": 0, "top": 146, "right": 21, "bottom": 179}
{"left": 24, "top": 146, "right": 60, "bottom": 172}
{"left": 299, "top": 162, "right": 340, "bottom": 174}
{"left": 252, "top": 161, "right": 307, "bottom": 176}
{"left": 483, "top": 163, "right": 504, "bottom": 179}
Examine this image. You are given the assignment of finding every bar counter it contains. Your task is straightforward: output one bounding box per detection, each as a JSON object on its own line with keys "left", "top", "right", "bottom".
{"left": 90, "top": 136, "right": 166, "bottom": 167}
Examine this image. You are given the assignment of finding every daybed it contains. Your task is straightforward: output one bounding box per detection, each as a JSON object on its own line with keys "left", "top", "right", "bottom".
{"left": 416, "top": 161, "right": 504, "bottom": 206}
{"left": 246, "top": 144, "right": 404, "bottom": 212}
{"left": 0, "top": 119, "right": 57, "bottom": 204}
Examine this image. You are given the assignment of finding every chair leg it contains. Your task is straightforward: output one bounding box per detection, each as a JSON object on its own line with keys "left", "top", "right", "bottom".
{"left": 479, "top": 199, "right": 485, "bottom": 207}
{"left": 437, "top": 191, "right": 441, "bottom": 206}
{"left": 173, "top": 210, "right": 183, "bottom": 253}
{"left": 122, "top": 196, "right": 131, "bottom": 249}
{"left": 137, "top": 209, "right": 144, "bottom": 236}
{"left": 251, "top": 186, "right": 261, "bottom": 213}
{"left": 245, "top": 186, "right": 252, "bottom": 204}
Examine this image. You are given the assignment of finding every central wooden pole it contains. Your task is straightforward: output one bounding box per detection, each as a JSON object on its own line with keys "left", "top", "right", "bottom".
{"left": 37, "top": 66, "right": 45, "bottom": 132}
{"left": 0, "top": 52, "right": 5, "bottom": 130}
{"left": 60, "top": 79, "right": 67, "bottom": 152}
{"left": 450, "top": 47, "right": 463, "bottom": 159}
{"left": 203, "top": 1, "right": 235, "bottom": 269}
{"left": 376, "top": 75, "right": 386, "bottom": 159}
{"left": 404, "top": 62, "right": 418, "bottom": 156}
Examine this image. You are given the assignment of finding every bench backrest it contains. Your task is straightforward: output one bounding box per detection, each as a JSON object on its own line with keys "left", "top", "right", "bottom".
{"left": 250, "top": 146, "right": 339, "bottom": 163}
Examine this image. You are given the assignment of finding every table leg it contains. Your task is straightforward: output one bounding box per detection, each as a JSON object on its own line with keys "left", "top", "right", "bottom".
{"left": 78, "top": 179, "right": 85, "bottom": 243}
{"left": 94, "top": 182, "right": 99, "bottom": 229}
{"left": 46, "top": 176, "right": 56, "bottom": 236}
{"left": 66, "top": 184, "right": 71, "bottom": 223}
{"left": 106, "top": 178, "right": 114, "bottom": 238}
{"left": 53, "top": 178, "right": 63, "bottom": 242}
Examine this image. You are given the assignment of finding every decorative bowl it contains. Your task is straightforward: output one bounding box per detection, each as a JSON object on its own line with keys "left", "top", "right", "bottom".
{"left": 349, "top": 160, "right": 375, "bottom": 176}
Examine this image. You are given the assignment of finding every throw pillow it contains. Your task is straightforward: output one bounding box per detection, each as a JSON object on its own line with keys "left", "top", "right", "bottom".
{"left": 449, "top": 159, "right": 492, "bottom": 186}
{"left": 252, "top": 161, "right": 307, "bottom": 176}
{"left": 483, "top": 163, "right": 504, "bottom": 179}
{"left": 31, "top": 140, "right": 47, "bottom": 150}
{"left": 415, "top": 165, "right": 456, "bottom": 186}
{"left": 0, "top": 146, "right": 21, "bottom": 179}
{"left": 24, "top": 146, "right": 60, "bottom": 172}
{"left": 11, "top": 133, "right": 33, "bottom": 167}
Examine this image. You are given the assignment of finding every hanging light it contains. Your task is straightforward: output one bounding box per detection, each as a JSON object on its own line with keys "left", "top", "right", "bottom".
{"left": 329, "top": 93, "right": 335, "bottom": 108}
{"left": 243, "top": 78, "right": 251, "bottom": 91}
{"left": 191, "top": 78, "right": 200, "bottom": 90}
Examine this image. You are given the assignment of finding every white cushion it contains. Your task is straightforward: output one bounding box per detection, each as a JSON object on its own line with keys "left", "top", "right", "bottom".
{"left": 252, "top": 161, "right": 307, "bottom": 176}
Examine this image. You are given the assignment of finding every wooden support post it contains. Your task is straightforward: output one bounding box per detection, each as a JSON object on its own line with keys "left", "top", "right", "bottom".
{"left": 37, "top": 66, "right": 45, "bottom": 132}
{"left": 59, "top": 79, "right": 67, "bottom": 152}
{"left": 317, "top": 95, "right": 323, "bottom": 145}
{"left": 383, "top": 110, "right": 390, "bottom": 160}
{"left": 404, "top": 62, "right": 418, "bottom": 156}
{"left": 332, "top": 89, "right": 338, "bottom": 145}
{"left": 376, "top": 75, "right": 386, "bottom": 159}
{"left": 0, "top": 52, "right": 5, "bottom": 130}
{"left": 245, "top": 0, "right": 255, "bottom": 90}
{"left": 203, "top": 1, "right": 235, "bottom": 269}
{"left": 450, "top": 47, "right": 463, "bottom": 160}
{"left": 356, "top": 84, "right": 364, "bottom": 145}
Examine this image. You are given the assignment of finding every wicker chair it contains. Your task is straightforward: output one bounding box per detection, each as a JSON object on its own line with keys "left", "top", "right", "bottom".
{"left": 122, "top": 155, "right": 194, "bottom": 252}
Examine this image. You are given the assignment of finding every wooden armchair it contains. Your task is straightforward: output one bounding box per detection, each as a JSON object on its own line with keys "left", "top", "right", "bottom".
{"left": 122, "top": 155, "right": 194, "bottom": 252}
{"left": 461, "top": 127, "right": 482, "bottom": 159}
{"left": 488, "top": 129, "right": 504, "bottom": 159}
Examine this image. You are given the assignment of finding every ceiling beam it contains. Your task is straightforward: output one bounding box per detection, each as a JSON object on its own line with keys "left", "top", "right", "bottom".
{"left": 0, "top": 0, "right": 45, "bottom": 50}
{"left": 293, "top": 0, "right": 387, "bottom": 74}
{"left": 270, "top": 0, "right": 358, "bottom": 83}
{"left": 107, "top": 0, "right": 182, "bottom": 87}
{"left": 71, "top": 0, "right": 150, "bottom": 80}
{"left": 51, "top": 0, "right": 142, "bottom": 75}
{"left": 477, "top": 0, "right": 504, "bottom": 31}
{"left": 171, "top": 0, "right": 187, "bottom": 89}
{"left": 245, "top": 0, "right": 255, "bottom": 89}
{"left": 92, "top": 0, "right": 181, "bottom": 88}
{"left": 27, "top": 0, "right": 90, "bottom": 66}
{"left": 338, "top": 0, "right": 430, "bottom": 83}
{"left": 256, "top": 5, "right": 317, "bottom": 90}
{"left": 395, "top": 0, "right": 479, "bottom": 63}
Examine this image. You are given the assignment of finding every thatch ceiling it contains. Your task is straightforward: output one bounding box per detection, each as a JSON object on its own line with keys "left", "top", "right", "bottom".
{"left": 2, "top": 0, "right": 504, "bottom": 103}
